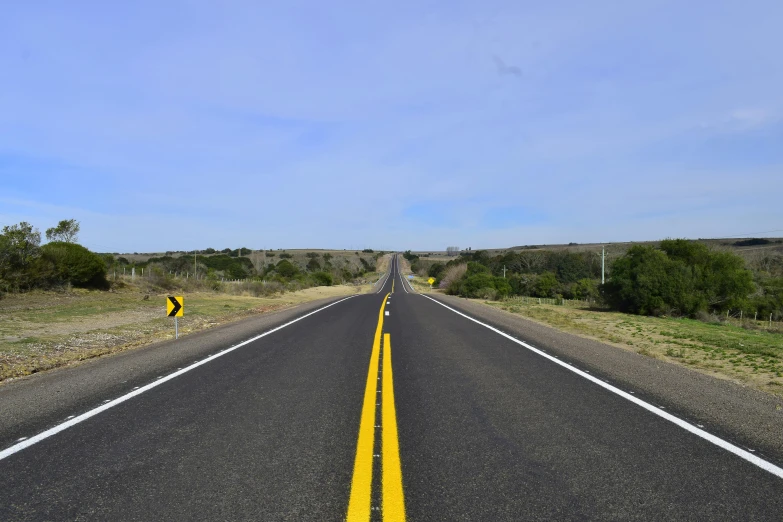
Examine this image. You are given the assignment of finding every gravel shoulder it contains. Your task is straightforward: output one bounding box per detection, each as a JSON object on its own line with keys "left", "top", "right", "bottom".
{"left": 427, "top": 293, "right": 783, "bottom": 465}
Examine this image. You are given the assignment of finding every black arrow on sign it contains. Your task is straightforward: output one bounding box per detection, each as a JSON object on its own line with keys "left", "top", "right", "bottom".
{"left": 168, "top": 296, "right": 182, "bottom": 317}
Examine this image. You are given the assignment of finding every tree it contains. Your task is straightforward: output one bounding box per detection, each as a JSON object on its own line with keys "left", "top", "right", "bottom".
{"left": 518, "top": 251, "right": 546, "bottom": 273}
{"left": 40, "top": 242, "right": 108, "bottom": 288}
{"left": 603, "top": 242, "right": 754, "bottom": 316}
{"left": 534, "top": 272, "right": 560, "bottom": 298}
{"left": 0, "top": 222, "right": 42, "bottom": 289}
{"left": 311, "top": 272, "right": 333, "bottom": 286}
{"left": 275, "top": 259, "right": 298, "bottom": 278}
{"left": 45, "top": 219, "right": 80, "bottom": 243}
{"left": 307, "top": 258, "right": 322, "bottom": 271}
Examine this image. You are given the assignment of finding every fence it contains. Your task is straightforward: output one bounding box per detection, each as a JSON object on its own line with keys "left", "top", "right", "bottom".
{"left": 505, "top": 295, "right": 601, "bottom": 308}
{"left": 722, "top": 310, "right": 783, "bottom": 333}
{"left": 504, "top": 296, "right": 782, "bottom": 332}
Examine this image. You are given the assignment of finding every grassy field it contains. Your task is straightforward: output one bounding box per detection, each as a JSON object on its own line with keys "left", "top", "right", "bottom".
{"left": 0, "top": 283, "right": 371, "bottom": 383}
{"left": 481, "top": 298, "right": 783, "bottom": 397}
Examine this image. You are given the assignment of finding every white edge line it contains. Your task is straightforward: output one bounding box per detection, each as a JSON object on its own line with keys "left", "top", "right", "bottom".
{"left": 0, "top": 294, "right": 358, "bottom": 462}
{"left": 419, "top": 294, "right": 783, "bottom": 480}
{"left": 394, "top": 254, "right": 412, "bottom": 294}
{"left": 375, "top": 256, "right": 393, "bottom": 294}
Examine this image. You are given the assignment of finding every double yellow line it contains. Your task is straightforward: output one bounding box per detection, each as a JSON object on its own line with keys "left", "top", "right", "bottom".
{"left": 347, "top": 293, "right": 406, "bottom": 521}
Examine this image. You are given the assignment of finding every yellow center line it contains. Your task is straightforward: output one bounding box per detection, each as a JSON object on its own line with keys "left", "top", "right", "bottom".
{"left": 347, "top": 293, "right": 406, "bottom": 521}
{"left": 347, "top": 293, "right": 388, "bottom": 521}
{"left": 382, "top": 332, "right": 406, "bottom": 520}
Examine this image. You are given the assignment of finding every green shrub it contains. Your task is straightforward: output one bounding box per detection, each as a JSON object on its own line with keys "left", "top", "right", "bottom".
{"left": 428, "top": 263, "right": 446, "bottom": 279}
{"left": 534, "top": 272, "right": 560, "bottom": 298}
{"left": 572, "top": 278, "right": 600, "bottom": 300}
{"left": 275, "top": 259, "right": 298, "bottom": 278}
{"left": 307, "top": 258, "right": 322, "bottom": 271}
{"left": 40, "top": 242, "right": 108, "bottom": 288}
{"left": 493, "top": 277, "right": 512, "bottom": 298}
{"left": 312, "top": 272, "right": 333, "bottom": 286}
{"left": 603, "top": 242, "right": 754, "bottom": 316}
{"left": 458, "top": 273, "right": 497, "bottom": 298}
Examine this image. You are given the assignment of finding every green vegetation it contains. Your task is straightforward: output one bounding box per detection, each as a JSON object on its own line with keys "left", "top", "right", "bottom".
{"left": 2, "top": 221, "right": 381, "bottom": 302}
{"left": 412, "top": 240, "right": 781, "bottom": 323}
{"left": 40, "top": 242, "right": 108, "bottom": 289}
{"left": 0, "top": 221, "right": 108, "bottom": 292}
{"left": 604, "top": 240, "right": 754, "bottom": 316}
{"left": 486, "top": 299, "right": 783, "bottom": 397}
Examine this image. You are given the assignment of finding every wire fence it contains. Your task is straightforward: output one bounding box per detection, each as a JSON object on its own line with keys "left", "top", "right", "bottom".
{"left": 504, "top": 296, "right": 782, "bottom": 332}
{"left": 505, "top": 295, "right": 602, "bottom": 308}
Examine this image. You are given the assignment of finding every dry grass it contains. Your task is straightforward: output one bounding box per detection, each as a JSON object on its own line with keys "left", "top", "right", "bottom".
{"left": 483, "top": 299, "right": 783, "bottom": 397}
{"left": 438, "top": 263, "right": 467, "bottom": 290}
{"left": 0, "top": 284, "right": 367, "bottom": 383}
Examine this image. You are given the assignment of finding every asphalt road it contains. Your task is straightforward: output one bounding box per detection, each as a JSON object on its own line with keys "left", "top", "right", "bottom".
{"left": 1, "top": 255, "right": 782, "bottom": 520}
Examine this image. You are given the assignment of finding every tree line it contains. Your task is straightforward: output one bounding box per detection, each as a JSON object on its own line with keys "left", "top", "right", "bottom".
{"left": 407, "top": 241, "right": 783, "bottom": 319}
{"left": 1, "top": 220, "right": 383, "bottom": 295}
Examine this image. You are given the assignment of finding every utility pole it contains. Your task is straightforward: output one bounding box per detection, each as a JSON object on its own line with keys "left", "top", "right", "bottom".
{"left": 601, "top": 246, "right": 605, "bottom": 285}
{"left": 503, "top": 265, "right": 507, "bottom": 278}
{"left": 194, "top": 250, "right": 197, "bottom": 280}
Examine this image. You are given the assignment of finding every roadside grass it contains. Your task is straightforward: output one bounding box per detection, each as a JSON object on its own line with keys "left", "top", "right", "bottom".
{"left": 0, "top": 284, "right": 367, "bottom": 383}
{"left": 484, "top": 300, "right": 783, "bottom": 397}
{"left": 394, "top": 256, "right": 431, "bottom": 293}
{"left": 407, "top": 277, "right": 434, "bottom": 293}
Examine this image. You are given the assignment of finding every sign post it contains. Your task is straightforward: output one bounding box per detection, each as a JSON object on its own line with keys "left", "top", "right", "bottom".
{"left": 167, "top": 296, "right": 184, "bottom": 339}
{"left": 427, "top": 277, "right": 435, "bottom": 289}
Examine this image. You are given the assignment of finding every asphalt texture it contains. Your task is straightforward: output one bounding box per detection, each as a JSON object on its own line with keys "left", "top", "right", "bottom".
{"left": 1, "top": 255, "right": 782, "bottom": 520}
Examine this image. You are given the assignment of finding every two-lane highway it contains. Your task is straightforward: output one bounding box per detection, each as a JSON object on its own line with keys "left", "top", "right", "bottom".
{"left": 1, "top": 254, "right": 782, "bottom": 520}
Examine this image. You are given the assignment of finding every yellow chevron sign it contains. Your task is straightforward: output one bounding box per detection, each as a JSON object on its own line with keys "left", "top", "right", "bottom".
{"left": 167, "top": 296, "right": 184, "bottom": 317}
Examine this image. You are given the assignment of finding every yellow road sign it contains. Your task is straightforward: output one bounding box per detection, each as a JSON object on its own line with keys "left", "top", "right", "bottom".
{"left": 167, "top": 296, "right": 184, "bottom": 317}
{"left": 428, "top": 277, "right": 436, "bottom": 285}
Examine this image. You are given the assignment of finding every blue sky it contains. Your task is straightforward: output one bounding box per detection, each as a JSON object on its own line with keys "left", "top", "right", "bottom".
{"left": 1, "top": 0, "right": 781, "bottom": 252}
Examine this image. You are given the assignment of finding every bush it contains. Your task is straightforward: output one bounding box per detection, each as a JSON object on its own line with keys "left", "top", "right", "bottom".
{"left": 534, "top": 272, "right": 560, "bottom": 298}
{"left": 40, "top": 242, "right": 108, "bottom": 288}
{"left": 458, "top": 273, "right": 496, "bottom": 297}
{"left": 493, "top": 277, "right": 512, "bottom": 298}
{"left": 604, "top": 242, "right": 755, "bottom": 316}
{"left": 571, "top": 278, "right": 600, "bottom": 300}
{"left": 275, "top": 259, "right": 298, "bottom": 278}
{"left": 311, "top": 272, "right": 333, "bottom": 286}
{"left": 428, "top": 263, "right": 446, "bottom": 279}
{"left": 307, "top": 258, "right": 322, "bottom": 271}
